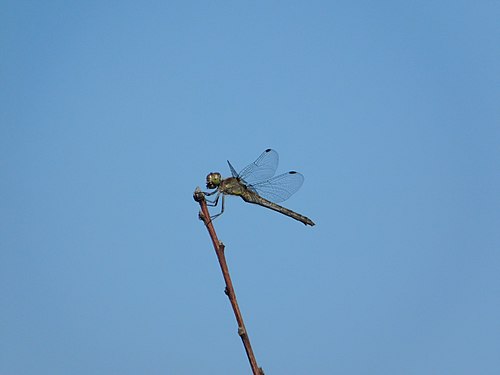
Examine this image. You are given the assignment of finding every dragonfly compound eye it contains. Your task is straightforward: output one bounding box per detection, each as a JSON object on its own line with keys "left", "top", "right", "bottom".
{"left": 206, "top": 172, "right": 221, "bottom": 189}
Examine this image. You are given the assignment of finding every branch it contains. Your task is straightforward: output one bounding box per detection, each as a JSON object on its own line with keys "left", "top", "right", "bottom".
{"left": 193, "top": 188, "right": 264, "bottom": 375}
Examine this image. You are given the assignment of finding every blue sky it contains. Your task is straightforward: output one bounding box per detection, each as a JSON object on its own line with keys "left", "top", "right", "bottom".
{"left": 1, "top": 1, "right": 499, "bottom": 374}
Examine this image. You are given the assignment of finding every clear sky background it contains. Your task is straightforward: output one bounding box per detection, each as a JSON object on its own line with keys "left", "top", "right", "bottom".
{"left": 1, "top": 2, "right": 499, "bottom": 374}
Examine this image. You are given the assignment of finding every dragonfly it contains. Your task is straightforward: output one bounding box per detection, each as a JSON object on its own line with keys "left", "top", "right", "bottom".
{"left": 204, "top": 149, "right": 315, "bottom": 226}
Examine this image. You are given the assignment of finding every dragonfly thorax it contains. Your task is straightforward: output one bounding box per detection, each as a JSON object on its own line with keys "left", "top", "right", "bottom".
{"left": 206, "top": 172, "right": 222, "bottom": 189}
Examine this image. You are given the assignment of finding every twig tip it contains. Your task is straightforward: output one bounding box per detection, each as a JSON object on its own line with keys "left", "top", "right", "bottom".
{"left": 193, "top": 187, "right": 205, "bottom": 202}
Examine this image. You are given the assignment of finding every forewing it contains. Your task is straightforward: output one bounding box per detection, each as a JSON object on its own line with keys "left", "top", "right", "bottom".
{"left": 236, "top": 149, "right": 279, "bottom": 185}
{"left": 248, "top": 171, "right": 304, "bottom": 203}
{"left": 227, "top": 160, "right": 239, "bottom": 177}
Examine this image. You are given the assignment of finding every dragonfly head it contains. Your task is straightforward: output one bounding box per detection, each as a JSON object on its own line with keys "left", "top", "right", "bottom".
{"left": 206, "top": 172, "right": 222, "bottom": 189}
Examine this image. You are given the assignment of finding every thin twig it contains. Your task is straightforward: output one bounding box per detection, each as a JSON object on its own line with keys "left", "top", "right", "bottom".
{"left": 193, "top": 188, "right": 264, "bottom": 375}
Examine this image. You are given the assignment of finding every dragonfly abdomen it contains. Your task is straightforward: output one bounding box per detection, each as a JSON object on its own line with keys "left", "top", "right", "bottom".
{"left": 240, "top": 192, "right": 315, "bottom": 226}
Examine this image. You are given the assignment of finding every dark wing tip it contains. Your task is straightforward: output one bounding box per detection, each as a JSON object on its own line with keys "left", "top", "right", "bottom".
{"left": 265, "top": 148, "right": 272, "bottom": 152}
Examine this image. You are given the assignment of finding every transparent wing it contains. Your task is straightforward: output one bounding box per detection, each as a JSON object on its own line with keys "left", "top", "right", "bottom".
{"left": 232, "top": 149, "right": 279, "bottom": 185}
{"left": 227, "top": 160, "right": 239, "bottom": 178}
{"left": 248, "top": 171, "right": 304, "bottom": 203}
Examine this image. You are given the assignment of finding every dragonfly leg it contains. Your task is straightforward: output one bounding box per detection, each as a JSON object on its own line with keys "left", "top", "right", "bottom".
{"left": 210, "top": 194, "right": 225, "bottom": 220}
{"left": 203, "top": 189, "right": 218, "bottom": 197}
{"left": 205, "top": 192, "right": 220, "bottom": 206}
